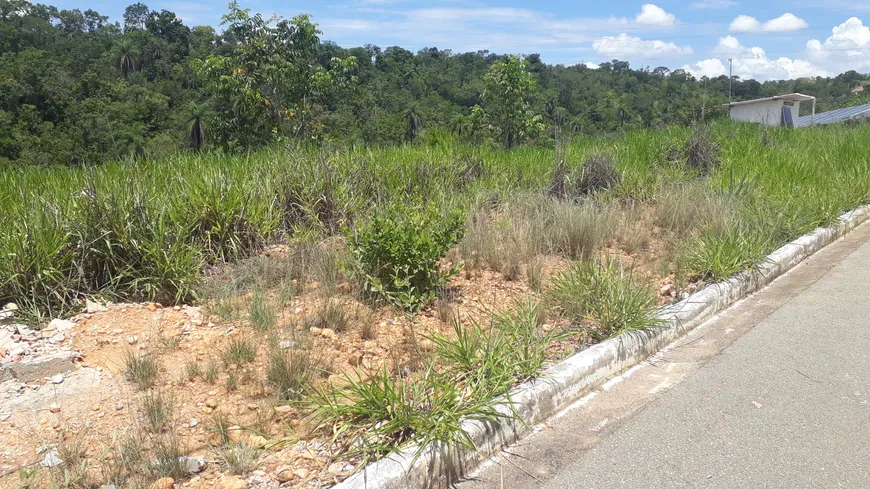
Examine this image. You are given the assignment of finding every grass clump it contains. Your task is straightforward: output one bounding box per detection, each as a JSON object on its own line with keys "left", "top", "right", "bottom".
{"left": 249, "top": 292, "right": 276, "bottom": 331}
{"left": 304, "top": 298, "right": 350, "bottom": 332}
{"left": 685, "top": 125, "right": 720, "bottom": 175}
{"left": 548, "top": 260, "right": 661, "bottom": 340}
{"left": 223, "top": 336, "right": 258, "bottom": 365}
{"left": 308, "top": 366, "right": 501, "bottom": 464}
{"left": 184, "top": 361, "right": 201, "bottom": 381}
{"left": 578, "top": 153, "right": 621, "bottom": 195}
{"left": 123, "top": 351, "right": 159, "bottom": 390}
{"left": 141, "top": 390, "right": 174, "bottom": 433}
{"left": 214, "top": 442, "right": 260, "bottom": 475}
{"left": 310, "top": 299, "right": 555, "bottom": 463}
{"left": 349, "top": 205, "right": 464, "bottom": 311}
{"left": 682, "top": 223, "right": 770, "bottom": 281}
{"left": 267, "top": 344, "right": 324, "bottom": 401}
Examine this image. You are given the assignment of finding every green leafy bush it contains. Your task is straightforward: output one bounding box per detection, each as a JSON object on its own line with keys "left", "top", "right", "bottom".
{"left": 349, "top": 205, "right": 465, "bottom": 311}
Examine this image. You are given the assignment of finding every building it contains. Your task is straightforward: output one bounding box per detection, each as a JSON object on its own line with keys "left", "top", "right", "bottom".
{"left": 724, "top": 93, "right": 816, "bottom": 127}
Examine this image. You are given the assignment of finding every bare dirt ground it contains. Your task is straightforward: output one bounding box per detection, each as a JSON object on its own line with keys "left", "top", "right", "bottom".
{"left": 0, "top": 245, "right": 683, "bottom": 489}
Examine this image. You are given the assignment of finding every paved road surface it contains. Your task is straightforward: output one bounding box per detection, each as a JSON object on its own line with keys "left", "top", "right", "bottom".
{"left": 458, "top": 221, "right": 870, "bottom": 489}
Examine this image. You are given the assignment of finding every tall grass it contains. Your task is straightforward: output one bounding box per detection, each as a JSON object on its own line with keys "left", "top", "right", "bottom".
{"left": 4, "top": 121, "right": 870, "bottom": 321}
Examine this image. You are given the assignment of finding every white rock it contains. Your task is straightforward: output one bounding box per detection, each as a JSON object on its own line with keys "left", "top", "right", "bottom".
{"left": 3, "top": 303, "right": 18, "bottom": 311}
{"left": 50, "top": 374, "right": 64, "bottom": 384}
{"left": 189, "top": 418, "right": 198, "bottom": 428}
{"left": 85, "top": 299, "right": 106, "bottom": 314}
{"left": 49, "top": 333, "right": 65, "bottom": 345}
{"left": 178, "top": 456, "right": 206, "bottom": 474}
{"left": 40, "top": 450, "right": 63, "bottom": 468}
{"left": 48, "top": 318, "right": 76, "bottom": 332}
{"left": 279, "top": 340, "right": 297, "bottom": 349}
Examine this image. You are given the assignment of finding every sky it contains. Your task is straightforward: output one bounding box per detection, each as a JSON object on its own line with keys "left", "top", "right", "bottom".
{"left": 48, "top": 0, "right": 870, "bottom": 81}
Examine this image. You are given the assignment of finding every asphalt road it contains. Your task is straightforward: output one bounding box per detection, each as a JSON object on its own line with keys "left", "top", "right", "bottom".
{"left": 459, "top": 221, "right": 870, "bottom": 489}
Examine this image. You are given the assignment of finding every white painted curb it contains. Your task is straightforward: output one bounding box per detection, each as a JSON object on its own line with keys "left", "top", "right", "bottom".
{"left": 334, "top": 204, "right": 870, "bottom": 489}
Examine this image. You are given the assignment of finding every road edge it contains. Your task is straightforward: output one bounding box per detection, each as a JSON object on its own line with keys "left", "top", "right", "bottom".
{"left": 333, "top": 204, "right": 870, "bottom": 489}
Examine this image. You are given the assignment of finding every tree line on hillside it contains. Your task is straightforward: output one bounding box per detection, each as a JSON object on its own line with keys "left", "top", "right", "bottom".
{"left": 1, "top": 0, "right": 869, "bottom": 165}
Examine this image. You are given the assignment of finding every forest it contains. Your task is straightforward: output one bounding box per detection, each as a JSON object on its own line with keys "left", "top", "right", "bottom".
{"left": 1, "top": 0, "right": 869, "bottom": 165}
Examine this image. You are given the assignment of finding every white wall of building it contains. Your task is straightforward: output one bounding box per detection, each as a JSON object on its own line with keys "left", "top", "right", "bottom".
{"left": 729, "top": 100, "right": 784, "bottom": 126}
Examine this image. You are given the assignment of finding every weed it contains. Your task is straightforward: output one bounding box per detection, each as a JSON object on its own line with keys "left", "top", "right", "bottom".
{"left": 359, "top": 319, "right": 377, "bottom": 340}
{"left": 685, "top": 125, "right": 720, "bottom": 174}
{"left": 185, "top": 361, "right": 201, "bottom": 381}
{"left": 223, "top": 336, "right": 258, "bottom": 365}
{"left": 123, "top": 351, "right": 159, "bottom": 390}
{"left": 249, "top": 292, "right": 276, "bottom": 332}
{"left": 225, "top": 370, "right": 239, "bottom": 392}
{"left": 578, "top": 153, "right": 621, "bottom": 195}
{"left": 267, "top": 344, "right": 324, "bottom": 401}
{"left": 308, "top": 365, "right": 501, "bottom": 464}
{"left": 304, "top": 298, "right": 350, "bottom": 332}
{"left": 204, "top": 362, "right": 219, "bottom": 384}
{"left": 214, "top": 442, "right": 260, "bottom": 475}
{"left": 527, "top": 255, "right": 545, "bottom": 291}
{"left": 548, "top": 259, "right": 661, "bottom": 340}
{"left": 151, "top": 433, "right": 187, "bottom": 480}
{"left": 50, "top": 432, "right": 90, "bottom": 489}
{"left": 549, "top": 200, "right": 618, "bottom": 260}
{"left": 683, "top": 223, "right": 770, "bottom": 281}
{"left": 210, "top": 413, "right": 234, "bottom": 445}
{"left": 141, "top": 390, "right": 174, "bottom": 433}
{"left": 653, "top": 184, "right": 736, "bottom": 235}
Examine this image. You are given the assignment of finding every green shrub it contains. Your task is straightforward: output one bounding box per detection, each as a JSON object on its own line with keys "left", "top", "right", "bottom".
{"left": 349, "top": 205, "right": 465, "bottom": 311}
{"left": 548, "top": 260, "right": 661, "bottom": 340}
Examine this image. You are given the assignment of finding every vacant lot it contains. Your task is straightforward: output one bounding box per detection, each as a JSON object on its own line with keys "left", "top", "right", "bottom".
{"left": 2, "top": 121, "right": 870, "bottom": 488}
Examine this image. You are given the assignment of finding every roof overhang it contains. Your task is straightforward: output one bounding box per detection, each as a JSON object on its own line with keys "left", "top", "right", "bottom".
{"left": 723, "top": 93, "right": 815, "bottom": 108}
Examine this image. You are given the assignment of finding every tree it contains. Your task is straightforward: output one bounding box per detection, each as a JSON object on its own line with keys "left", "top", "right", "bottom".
{"left": 184, "top": 102, "right": 210, "bottom": 150}
{"left": 112, "top": 38, "right": 140, "bottom": 78}
{"left": 198, "top": 2, "right": 356, "bottom": 149}
{"left": 403, "top": 104, "right": 422, "bottom": 140}
{"left": 472, "top": 55, "right": 542, "bottom": 148}
{"left": 117, "top": 121, "right": 146, "bottom": 159}
{"left": 123, "top": 3, "right": 149, "bottom": 31}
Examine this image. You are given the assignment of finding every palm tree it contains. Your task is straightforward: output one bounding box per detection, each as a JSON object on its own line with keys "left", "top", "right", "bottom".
{"left": 117, "top": 122, "right": 146, "bottom": 160}
{"left": 184, "top": 103, "right": 211, "bottom": 151}
{"left": 449, "top": 113, "right": 471, "bottom": 137}
{"left": 112, "top": 39, "right": 141, "bottom": 78}
{"left": 403, "top": 105, "right": 422, "bottom": 141}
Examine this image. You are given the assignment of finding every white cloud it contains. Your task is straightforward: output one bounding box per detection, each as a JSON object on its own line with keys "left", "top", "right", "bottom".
{"left": 690, "top": 0, "right": 736, "bottom": 9}
{"left": 729, "top": 15, "right": 762, "bottom": 32}
{"left": 593, "top": 33, "right": 692, "bottom": 58}
{"left": 320, "top": 5, "right": 683, "bottom": 56}
{"left": 729, "top": 13, "right": 808, "bottom": 33}
{"left": 806, "top": 17, "right": 870, "bottom": 73}
{"left": 635, "top": 4, "right": 677, "bottom": 26}
{"left": 764, "top": 13, "right": 809, "bottom": 32}
{"left": 685, "top": 35, "right": 825, "bottom": 80}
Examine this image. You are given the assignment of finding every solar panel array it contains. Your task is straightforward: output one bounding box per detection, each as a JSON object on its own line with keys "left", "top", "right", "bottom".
{"left": 795, "top": 103, "right": 870, "bottom": 128}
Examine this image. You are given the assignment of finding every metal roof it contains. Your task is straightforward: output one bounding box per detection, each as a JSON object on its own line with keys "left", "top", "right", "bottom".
{"left": 723, "top": 93, "right": 815, "bottom": 108}
{"left": 795, "top": 103, "right": 870, "bottom": 128}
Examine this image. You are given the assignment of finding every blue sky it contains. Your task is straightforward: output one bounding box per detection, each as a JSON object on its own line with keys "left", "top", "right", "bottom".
{"left": 50, "top": 0, "right": 870, "bottom": 80}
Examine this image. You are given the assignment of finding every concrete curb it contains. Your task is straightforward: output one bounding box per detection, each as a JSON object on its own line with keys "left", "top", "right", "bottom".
{"left": 334, "top": 204, "right": 870, "bottom": 489}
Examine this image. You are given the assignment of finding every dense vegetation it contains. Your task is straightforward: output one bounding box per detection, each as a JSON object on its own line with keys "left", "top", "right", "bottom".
{"left": 2, "top": 0, "right": 870, "bottom": 165}
{"left": 3, "top": 120, "right": 870, "bottom": 323}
